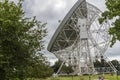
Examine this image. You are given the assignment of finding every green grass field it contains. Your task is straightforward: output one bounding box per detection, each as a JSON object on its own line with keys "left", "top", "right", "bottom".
{"left": 38, "top": 74, "right": 120, "bottom": 80}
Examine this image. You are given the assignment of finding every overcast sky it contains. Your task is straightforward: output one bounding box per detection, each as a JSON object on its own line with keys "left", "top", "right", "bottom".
{"left": 17, "top": 0, "right": 120, "bottom": 64}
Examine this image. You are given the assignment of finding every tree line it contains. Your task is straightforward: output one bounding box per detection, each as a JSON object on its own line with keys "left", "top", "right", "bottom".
{"left": 0, "top": 0, "right": 53, "bottom": 80}
{"left": 94, "top": 57, "right": 120, "bottom": 71}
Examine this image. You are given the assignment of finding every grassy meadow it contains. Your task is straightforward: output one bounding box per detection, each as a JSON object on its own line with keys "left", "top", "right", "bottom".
{"left": 37, "top": 74, "right": 120, "bottom": 80}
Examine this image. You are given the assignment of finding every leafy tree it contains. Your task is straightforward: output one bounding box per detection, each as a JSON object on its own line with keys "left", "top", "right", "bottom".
{"left": 94, "top": 56, "right": 109, "bottom": 68}
{"left": 52, "top": 60, "right": 62, "bottom": 73}
{"left": 100, "top": 55, "right": 106, "bottom": 67}
{"left": 99, "top": 0, "right": 120, "bottom": 46}
{"left": 52, "top": 60, "right": 74, "bottom": 74}
{"left": 27, "top": 54, "right": 53, "bottom": 78}
{"left": 111, "top": 60, "right": 120, "bottom": 71}
{"left": 0, "top": 0, "right": 52, "bottom": 80}
{"left": 62, "top": 65, "right": 74, "bottom": 74}
{"left": 94, "top": 60, "right": 101, "bottom": 68}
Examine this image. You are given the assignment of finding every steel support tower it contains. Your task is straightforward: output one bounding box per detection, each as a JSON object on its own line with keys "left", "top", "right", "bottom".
{"left": 47, "top": 0, "right": 117, "bottom": 75}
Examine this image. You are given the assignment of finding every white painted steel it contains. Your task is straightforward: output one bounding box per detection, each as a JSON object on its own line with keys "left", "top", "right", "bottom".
{"left": 47, "top": 0, "right": 116, "bottom": 75}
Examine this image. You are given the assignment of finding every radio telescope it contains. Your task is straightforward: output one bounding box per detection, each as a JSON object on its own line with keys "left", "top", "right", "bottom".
{"left": 47, "top": 0, "right": 114, "bottom": 75}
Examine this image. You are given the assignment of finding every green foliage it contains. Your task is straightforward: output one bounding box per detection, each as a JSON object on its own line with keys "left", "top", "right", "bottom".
{"left": 46, "top": 74, "right": 120, "bottom": 80}
{"left": 111, "top": 60, "right": 120, "bottom": 71}
{"left": 52, "top": 60, "right": 62, "bottom": 73}
{"left": 94, "top": 60, "right": 102, "bottom": 68}
{"left": 94, "top": 59, "right": 120, "bottom": 71}
{"left": 61, "top": 65, "right": 74, "bottom": 74}
{"left": 28, "top": 55, "right": 53, "bottom": 78}
{"left": 52, "top": 61, "right": 74, "bottom": 74}
{"left": 0, "top": 0, "right": 52, "bottom": 80}
{"left": 99, "top": 0, "right": 120, "bottom": 46}
{"left": 94, "top": 56, "right": 109, "bottom": 68}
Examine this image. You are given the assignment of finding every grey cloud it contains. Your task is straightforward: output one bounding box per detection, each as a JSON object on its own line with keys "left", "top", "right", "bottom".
{"left": 106, "top": 41, "right": 120, "bottom": 57}
{"left": 23, "top": 0, "right": 77, "bottom": 22}
{"left": 22, "top": 0, "right": 79, "bottom": 48}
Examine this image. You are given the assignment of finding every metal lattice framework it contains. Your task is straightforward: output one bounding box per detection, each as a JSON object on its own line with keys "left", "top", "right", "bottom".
{"left": 47, "top": 0, "right": 116, "bottom": 75}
